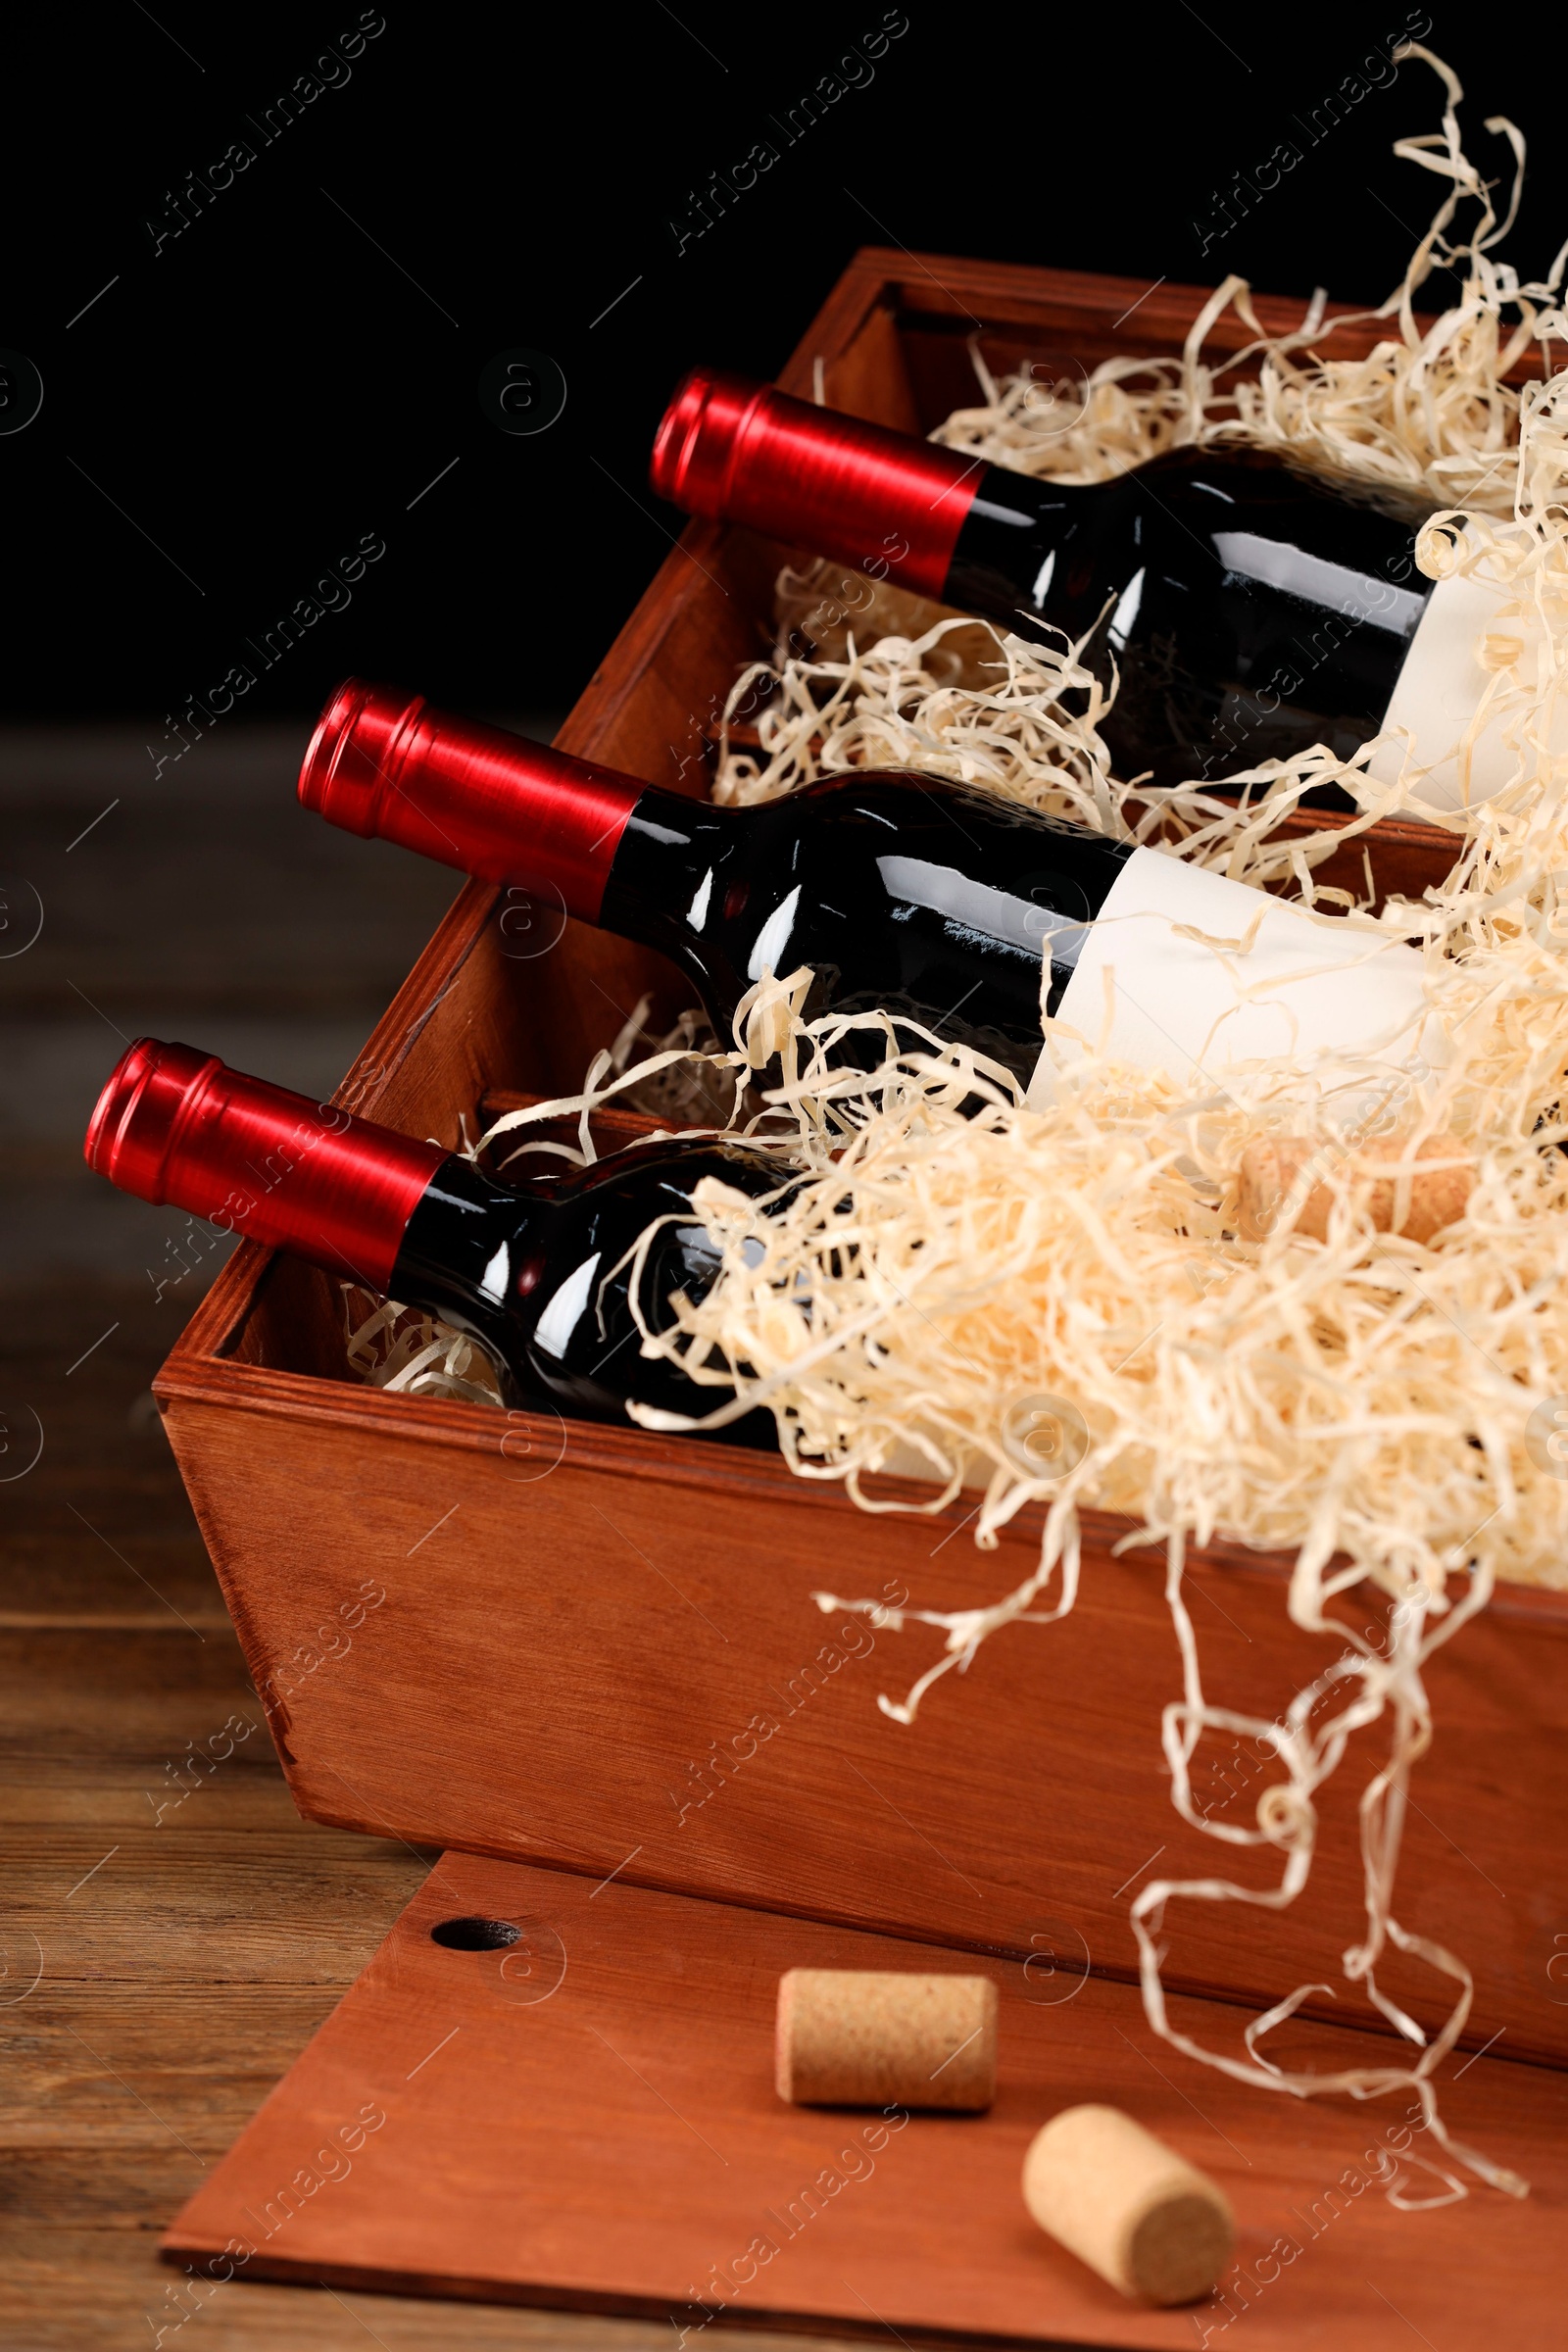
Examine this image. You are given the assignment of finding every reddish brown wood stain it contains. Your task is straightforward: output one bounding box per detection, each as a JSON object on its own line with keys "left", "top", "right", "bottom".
{"left": 163, "top": 1853, "right": 1568, "bottom": 2347}
{"left": 152, "top": 252, "right": 1568, "bottom": 2086}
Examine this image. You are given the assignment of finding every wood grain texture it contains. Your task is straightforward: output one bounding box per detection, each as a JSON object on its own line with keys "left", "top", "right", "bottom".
{"left": 149, "top": 250, "right": 1568, "bottom": 2094}
{"left": 164, "top": 1851, "right": 1568, "bottom": 2349}
{"left": 142, "top": 1372, "right": 1568, "bottom": 2072}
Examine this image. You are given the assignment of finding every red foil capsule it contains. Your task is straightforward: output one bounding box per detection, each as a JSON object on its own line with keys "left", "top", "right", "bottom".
{"left": 84, "top": 1039, "right": 446, "bottom": 1293}
{"left": 298, "top": 681, "right": 645, "bottom": 922}
{"left": 649, "top": 368, "right": 980, "bottom": 601}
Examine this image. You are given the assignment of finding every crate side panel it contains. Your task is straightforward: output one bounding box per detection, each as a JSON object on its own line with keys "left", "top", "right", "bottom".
{"left": 157, "top": 1393, "right": 1568, "bottom": 2066}
{"left": 558, "top": 523, "right": 781, "bottom": 790}
{"left": 227, "top": 1254, "right": 354, "bottom": 1380}
{"left": 815, "top": 298, "right": 923, "bottom": 432}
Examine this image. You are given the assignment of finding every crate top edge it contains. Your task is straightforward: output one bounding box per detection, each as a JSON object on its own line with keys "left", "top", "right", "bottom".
{"left": 833, "top": 245, "right": 1543, "bottom": 381}
{"left": 153, "top": 1350, "right": 810, "bottom": 1505}
{"left": 841, "top": 243, "right": 1359, "bottom": 330}
{"left": 148, "top": 1348, "right": 1568, "bottom": 1623}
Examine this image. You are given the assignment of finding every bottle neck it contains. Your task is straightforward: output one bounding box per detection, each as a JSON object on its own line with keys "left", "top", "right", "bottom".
{"left": 943, "top": 469, "right": 1080, "bottom": 631}
{"left": 299, "top": 681, "right": 648, "bottom": 921}
{"left": 651, "top": 368, "right": 983, "bottom": 601}
{"left": 85, "top": 1042, "right": 786, "bottom": 1444}
{"left": 390, "top": 1154, "right": 537, "bottom": 1337}
{"left": 85, "top": 1040, "right": 450, "bottom": 1292}
{"left": 599, "top": 785, "right": 737, "bottom": 960}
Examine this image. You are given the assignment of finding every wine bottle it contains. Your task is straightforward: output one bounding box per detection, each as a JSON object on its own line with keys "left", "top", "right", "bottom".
{"left": 301, "top": 679, "right": 1441, "bottom": 1102}
{"left": 85, "top": 1038, "right": 791, "bottom": 1442}
{"left": 650, "top": 368, "right": 1522, "bottom": 807}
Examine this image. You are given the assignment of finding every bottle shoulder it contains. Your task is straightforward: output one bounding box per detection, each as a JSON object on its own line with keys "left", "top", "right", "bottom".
{"left": 505, "top": 1137, "right": 794, "bottom": 1431}
{"left": 547, "top": 1135, "right": 792, "bottom": 1207}
{"left": 793, "top": 767, "right": 1129, "bottom": 852}
{"left": 1128, "top": 443, "right": 1420, "bottom": 561}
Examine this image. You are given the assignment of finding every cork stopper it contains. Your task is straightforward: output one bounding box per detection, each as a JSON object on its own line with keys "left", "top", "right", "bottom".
{"left": 1021, "top": 2104, "right": 1235, "bottom": 2306}
{"left": 1237, "top": 1129, "right": 1474, "bottom": 1246}
{"left": 774, "top": 1969, "right": 998, "bottom": 2111}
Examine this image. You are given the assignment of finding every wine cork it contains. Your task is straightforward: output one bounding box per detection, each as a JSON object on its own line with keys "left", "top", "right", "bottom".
{"left": 775, "top": 1968, "right": 998, "bottom": 2111}
{"left": 1237, "top": 1130, "right": 1473, "bottom": 1246}
{"left": 1022, "top": 2105, "right": 1235, "bottom": 2306}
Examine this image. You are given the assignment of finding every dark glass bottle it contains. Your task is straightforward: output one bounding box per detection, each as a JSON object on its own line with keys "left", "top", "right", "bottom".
{"left": 649, "top": 368, "right": 1440, "bottom": 791}
{"left": 302, "top": 680, "right": 1143, "bottom": 1090}
{"left": 299, "top": 680, "right": 1436, "bottom": 1100}
{"left": 84, "top": 1039, "right": 790, "bottom": 1443}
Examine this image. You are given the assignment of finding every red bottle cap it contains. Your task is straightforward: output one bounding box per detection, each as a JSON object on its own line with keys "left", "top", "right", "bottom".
{"left": 84, "top": 1039, "right": 446, "bottom": 1293}
{"left": 298, "top": 681, "right": 645, "bottom": 921}
{"left": 650, "top": 368, "right": 980, "bottom": 602}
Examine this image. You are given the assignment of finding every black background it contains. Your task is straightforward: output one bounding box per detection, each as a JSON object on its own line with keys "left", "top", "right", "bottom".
{"left": 6, "top": 2, "right": 1568, "bottom": 726}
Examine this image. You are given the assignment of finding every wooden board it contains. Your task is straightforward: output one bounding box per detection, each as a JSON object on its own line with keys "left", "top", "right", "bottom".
{"left": 164, "top": 1851, "right": 1568, "bottom": 2349}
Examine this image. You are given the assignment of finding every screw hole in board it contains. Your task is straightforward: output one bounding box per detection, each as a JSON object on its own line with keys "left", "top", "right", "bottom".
{"left": 429, "top": 1915, "right": 522, "bottom": 1951}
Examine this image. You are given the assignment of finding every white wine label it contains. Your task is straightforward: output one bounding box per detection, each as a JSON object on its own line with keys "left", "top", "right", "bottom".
{"left": 1025, "top": 846, "right": 1437, "bottom": 1104}
{"left": 1364, "top": 553, "right": 1568, "bottom": 809}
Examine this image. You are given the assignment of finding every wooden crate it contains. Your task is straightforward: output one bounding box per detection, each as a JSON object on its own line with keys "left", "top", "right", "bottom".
{"left": 155, "top": 252, "right": 1568, "bottom": 2076}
